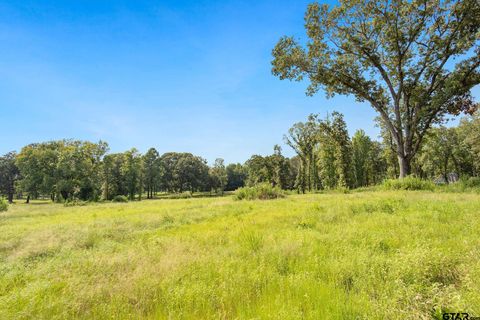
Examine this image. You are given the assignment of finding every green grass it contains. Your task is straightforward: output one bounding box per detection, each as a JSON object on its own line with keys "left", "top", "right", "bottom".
{"left": 1, "top": 191, "right": 479, "bottom": 319}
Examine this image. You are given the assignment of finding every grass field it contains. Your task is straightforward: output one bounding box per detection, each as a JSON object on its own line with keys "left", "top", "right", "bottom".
{"left": 1, "top": 191, "right": 479, "bottom": 319}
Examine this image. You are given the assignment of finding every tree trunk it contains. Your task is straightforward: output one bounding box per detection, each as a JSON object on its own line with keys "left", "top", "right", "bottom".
{"left": 26, "top": 195, "right": 30, "bottom": 204}
{"left": 398, "top": 155, "right": 411, "bottom": 178}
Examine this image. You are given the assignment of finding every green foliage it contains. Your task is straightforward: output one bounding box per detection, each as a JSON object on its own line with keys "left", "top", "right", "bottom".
{"left": 245, "top": 146, "right": 293, "bottom": 190}
{"left": 143, "top": 148, "right": 161, "bottom": 199}
{"left": 463, "top": 177, "right": 480, "bottom": 188}
{"left": 0, "top": 198, "right": 8, "bottom": 212}
{"left": 285, "top": 112, "right": 355, "bottom": 191}
{"left": 112, "top": 195, "right": 128, "bottom": 203}
{"left": 352, "top": 130, "right": 387, "bottom": 187}
{"left": 435, "top": 177, "right": 480, "bottom": 193}
{"left": 318, "top": 112, "right": 354, "bottom": 189}
{"left": 234, "top": 183, "right": 286, "bottom": 200}
{"left": 225, "top": 163, "right": 247, "bottom": 191}
{"left": 209, "top": 158, "right": 227, "bottom": 194}
{"left": 63, "top": 199, "right": 88, "bottom": 207}
{"left": 418, "top": 127, "right": 466, "bottom": 181}
{"left": 159, "top": 152, "right": 210, "bottom": 193}
{"left": 122, "top": 148, "right": 143, "bottom": 201}
{"left": 459, "top": 112, "right": 480, "bottom": 175}
{"left": 284, "top": 114, "right": 320, "bottom": 192}
{"left": 8, "top": 111, "right": 480, "bottom": 205}
{"left": 382, "top": 177, "right": 435, "bottom": 191}
{"left": 0, "top": 152, "right": 19, "bottom": 204}
{"left": 16, "top": 140, "right": 108, "bottom": 201}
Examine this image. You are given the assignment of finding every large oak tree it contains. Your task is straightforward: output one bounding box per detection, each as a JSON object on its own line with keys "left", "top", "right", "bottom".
{"left": 272, "top": 0, "right": 480, "bottom": 177}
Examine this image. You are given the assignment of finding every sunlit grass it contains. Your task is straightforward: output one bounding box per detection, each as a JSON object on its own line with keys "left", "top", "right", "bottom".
{"left": 1, "top": 191, "right": 479, "bottom": 319}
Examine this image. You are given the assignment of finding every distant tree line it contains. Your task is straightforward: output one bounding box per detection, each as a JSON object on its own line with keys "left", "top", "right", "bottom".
{"left": 0, "top": 111, "right": 479, "bottom": 202}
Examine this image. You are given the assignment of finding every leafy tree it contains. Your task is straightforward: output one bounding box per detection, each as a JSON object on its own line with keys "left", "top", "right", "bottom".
{"left": 16, "top": 140, "right": 107, "bottom": 202}
{"left": 159, "top": 152, "right": 180, "bottom": 193}
{"left": 209, "top": 158, "right": 228, "bottom": 194}
{"left": 55, "top": 140, "right": 108, "bottom": 201}
{"left": 418, "top": 124, "right": 477, "bottom": 181}
{"left": 317, "top": 131, "right": 336, "bottom": 189}
{"left": 245, "top": 155, "right": 271, "bottom": 187}
{"left": 458, "top": 111, "right": 480, "bottom": 176}
{"left": 288, "top": 156, "right": 302, "bottom": 192}
{"left": 143, "top": 148, "right": 160, "bottom": 199}
{"left": 419, "top": 127, "right": 455, "bottom": 181}
{"left": 16, "top": 142, "right": 58, "bottom": 203}
{"left": 378, "top": 120, "right": 400, "bottom": 178}
{"left": 272, "top": 0, "right": 480, "bottom": 178}
{"left": 122, "top": 148, "right": 143, "bottom": 201}
{"left": 245, "top": 147, "right": 293, "bottom": 190}
{"left": 317, "top": 112, "right": 354, "bottom": 188}
{"left": 369, "top": 141, "right": 388, "bottom": 184}
{"left": 0, "top": 152, "right": 20, "bottom": 203}
{"left": 284, "top": 114, "right": 320, "bottom": 192}
{"left": 352, "top": 130, "right": 372, "bottom": 187}
{"left": 330, "top": 113, "right": 354, "bottom": 188}
{"left": 159, "top": 152, "right": 210, "bottom": 193}
{"left": 269, "top": 145, "right": 292, "bottom": 189}
{"left": 352, "top": 130, "right": 388, "bottom": 187}
{"left": 175, "top": 153, "right": 209, "bottom": 193}
{"left": 102, "top": 153, "right": 126, "bottom": 200}
{"left": 225, "top": 163, "right": 247, "bottom": 191}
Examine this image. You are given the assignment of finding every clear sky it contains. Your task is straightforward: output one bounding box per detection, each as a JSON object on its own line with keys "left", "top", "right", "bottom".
{"left": 0, "top": 0, "right": 478, "bottom": 164}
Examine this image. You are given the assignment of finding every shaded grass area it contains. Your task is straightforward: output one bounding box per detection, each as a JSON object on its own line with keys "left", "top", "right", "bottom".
{"left": 0, "top": 192, "right": 479, "bottom": 319}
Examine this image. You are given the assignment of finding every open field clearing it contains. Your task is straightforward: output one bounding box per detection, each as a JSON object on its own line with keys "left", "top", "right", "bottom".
{"left": 1, "top": 191, "right": 480, "bottom": 319}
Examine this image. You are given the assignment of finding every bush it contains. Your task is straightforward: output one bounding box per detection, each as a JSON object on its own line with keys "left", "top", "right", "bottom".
{"left": 167, "top": 192, "right": 193, "bottom": 199}
{"left": 462, "top": 177, "right": 480, "bottom": 188}
{"left": 0, "top": 198, "right": 8, "bottom": 212}
{"left": 234, "top": 183, "right": 286, "bottom": 200}
{"left": 64, "top": 199, "right": 88, "bottom": 207}
{"left": 382, "top": 176, "right": 435, "bottom": 191}
{"left": 112, "top": 195, "right": 129, "bottom": 203}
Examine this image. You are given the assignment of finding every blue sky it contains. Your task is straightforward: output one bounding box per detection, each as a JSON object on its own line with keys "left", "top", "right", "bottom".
{"left": 0, "top": 0, "right": 478, "bottom": 164}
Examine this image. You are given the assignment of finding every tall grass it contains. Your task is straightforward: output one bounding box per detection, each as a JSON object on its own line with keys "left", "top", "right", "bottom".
{"left": 0, "top": 191, "right": 479, "bottom": 319}
{"left": 0, "top": 198, "right": 8, "bottom": 212}
{"left": 112, "top": 195, "right": 129, "bottom": 202}
{"left": 382, "top": 176, "right": 435, "bottom": 191}
{"left": 435, "top": 177, "right": 480, "bottom": 193}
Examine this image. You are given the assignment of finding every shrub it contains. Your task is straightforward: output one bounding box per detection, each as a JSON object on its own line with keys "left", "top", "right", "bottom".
{"left": 112, "top": 195, "right": 129, "bottom": 203}
{"left": 382, "top": 176, "right": 435, "bottom": 191}
{"left": 167, "top": 192, "right": 193, "bottom": 199}
{"left": 437, "top": 177, "right": 480, "bottom": 193}
{"left": 0, "top": 198, "right": 8, "bottom": 212}
{"left": 332, "top": 187, "right": 351, "bottom": 194}
{"left": 462, "top": 177, "right": 480, "bottom": 188}
{"left": 234, "top": 183, "right": 286, "bottom": 200}
{"left": 64, "top": 199, "right": 88, "bottom": 207}
{"left": 55, "top": 193, "right": 65, "bottom": 203}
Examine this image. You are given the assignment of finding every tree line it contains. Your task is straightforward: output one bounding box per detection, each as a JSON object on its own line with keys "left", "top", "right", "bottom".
{"left": 0, "top": 142, "right": 233, "bottom": 203}
{"left": 1, "top": 111, "right": 478, "bottom": 203}
{"left": 281, "top": 111, "right": 480, "bottom": 192}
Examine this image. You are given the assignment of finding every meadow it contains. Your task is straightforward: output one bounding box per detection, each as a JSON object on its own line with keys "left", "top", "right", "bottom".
{"left": 1, "top": 191, "right": 479, "bottom": 319}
